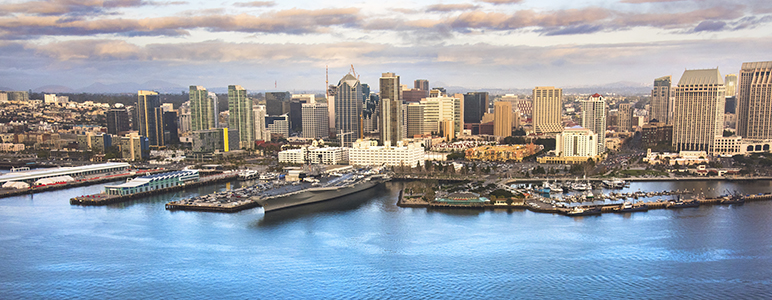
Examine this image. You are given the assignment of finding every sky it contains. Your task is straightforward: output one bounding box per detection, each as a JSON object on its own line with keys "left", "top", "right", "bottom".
{"left": 0, "top": 0, "right": 771, "bottom": 92}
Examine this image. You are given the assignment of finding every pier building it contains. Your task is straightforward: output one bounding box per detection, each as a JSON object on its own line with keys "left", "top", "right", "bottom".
{"left": 0, "top": 162, "right": 130, "bottom": 185}
{"left": 104, "top": 170, "right": 199, "bottom": 196}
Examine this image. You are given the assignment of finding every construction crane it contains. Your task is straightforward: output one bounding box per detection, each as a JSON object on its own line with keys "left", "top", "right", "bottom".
{"left": 350, "top": 64, "right": 359, "bottom": 80}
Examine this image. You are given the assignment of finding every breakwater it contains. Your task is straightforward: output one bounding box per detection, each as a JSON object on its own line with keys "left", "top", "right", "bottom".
{"left": 69, "top": 172, "right": 238, "bottom": 206}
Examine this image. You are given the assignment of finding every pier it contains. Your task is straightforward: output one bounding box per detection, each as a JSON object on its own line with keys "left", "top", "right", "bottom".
{"left": 1, "top": 168, "right": 167, "bottom": 200}
{"left": 70, "top": 172, "right": 238, "bottom": 206}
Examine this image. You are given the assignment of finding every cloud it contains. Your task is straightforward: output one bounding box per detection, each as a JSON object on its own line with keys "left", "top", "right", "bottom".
{"left": 0, "top": 7, "right": 362, "bottom": 39}
{"left": 542, "top": 24, "right": 604, "bottom": 36}
{"left": 477, "top": 0, "right": 524, "bottom": 4}
{"left": 693, "top": 20, "right": 726, "bottom": 32}
{"left": 0, "top": 0, "right": 144, "bottom": 16}
{"left": 620, "top": 0, "right": 685, "bottom": 3}
{"left": 426, "top": 4, "right": 479, "bottom": 12}
{"left": 233, "top": 1, "right": 275, "bottom": 8}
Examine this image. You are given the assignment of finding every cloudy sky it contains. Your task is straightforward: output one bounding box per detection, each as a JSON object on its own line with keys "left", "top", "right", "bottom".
{"left": 0, "top": 0, "right": 770, "bottom": 92}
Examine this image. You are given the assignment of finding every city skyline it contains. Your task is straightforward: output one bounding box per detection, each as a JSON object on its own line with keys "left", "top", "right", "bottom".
{"left": 0, "top": 0, "right": 771, "bottom": 91}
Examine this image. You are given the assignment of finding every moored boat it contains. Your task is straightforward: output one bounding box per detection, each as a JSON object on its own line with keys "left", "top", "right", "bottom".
{"left": 616, "top": 201, "right": 649, "bottom": 212}
{"left": 565, "top": 206, "right": 602, "bottom": 217}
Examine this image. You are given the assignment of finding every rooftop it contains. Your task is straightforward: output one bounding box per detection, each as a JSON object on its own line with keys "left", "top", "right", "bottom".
{"left": 678, "top": 68, "right": 723, "bottom": 86}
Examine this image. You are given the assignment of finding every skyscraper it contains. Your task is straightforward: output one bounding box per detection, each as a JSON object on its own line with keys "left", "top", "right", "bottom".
{"left": 406, "top": 103, "right": 425, "bottom": 138}
{"left": 532, "top": 86, "right": 563, "bottom": 134}
{"left": 463, "top": 92, "right": 488, "bottom": 124}
{"left": 414, "top": 79, "right": 429, "bottom": 91}
{"left": 106, "top": 106, "right": 130, "bottom": 135}
{"left": 736, "top": 61, "right": 772, "bottom": 140}
{"left": 618, "top": 103, "right": 634, "bottom": 132}
{"left": 336, "top": 74, "right": 363, "bottom": 146}
{"left": 580, "top": 94, "right": 607, "bottom": 154}
{"left": 265, "top": 92, "right": 291, "bottom": 116}
{"left": 137, "top": 90, "right": 165, "bottom": 148}
{"left": 163, "top": 111, "right": 179, "bottom": 145}
{"left": 493, "top": 101, "right": 513, "bottom": 138}
{"left": 725, "top": 74, "right": 738, "bottom": 97}
{"left": 380, "top": 72, "right": 403, "bottom": 146}
{"left": 228, "top": 85, "right": 254, "bottom": 149}
{"left": 650, "top": 76, "right": 671, "bottom": 123}
{"left": 302, "top": 103, "right": 329, "bottom": 139}
{"left": 672, "top": 69, "right": 725, "bottom": 153}
{"left": 189, "top": 86, "right": 217, "bottom": 131}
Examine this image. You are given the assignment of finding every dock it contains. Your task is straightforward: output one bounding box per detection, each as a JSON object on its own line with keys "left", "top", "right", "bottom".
{"left": 1, "top": 169, "right": 167, "bottom": 200}
{"left": 70, "top": 172, "right": 238, "bottom": 206}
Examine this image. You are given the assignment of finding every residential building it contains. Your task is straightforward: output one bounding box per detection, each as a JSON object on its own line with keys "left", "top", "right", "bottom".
{"left": 380, "top": 72, "right": 403, "bottom": 146}
{"left": 671, "top": 69, "right": 725, "bottom": 154}
{"left": 253, "top": 105, "right": 269, "bottom": 141}
{"left": 266, "top": 115, "right": 289, "bottom": 139}
{"left": 302, "top": 103, "right": 329, "bottom": 139}
{"left": 227, "top": 85, "right": 254, "bottom": 149}
{"left": 191, "top": 128, "right": 240, "bottom": 153}
{"left": 90, "top": 134, "right": 112, "bottom": 154}
{"left": 349, "top": 139, "right": 424, "bottom": 167}
{"left": 121, "top": 133, "right": 149, "bottom": 161}
{"left": 641, "top": 121, "right": 673, "bottom": 146}
{"left": 580, "top": 93, "right": 607, "bottom": 154}
{"left": 465, "top": 144, "right": 542, "bottom": 162}
{"left": 189, "top": 86, "right": 217, "bottom": 131}
{"left": 336, "top": 74, "right": 363, "bottom": 146}
{"left": 278, "top": 147, "right": 348, "bottom": 165}
{"left": 533, "top": 86, "right": 563, "bottom": 134}
{"left": 137, "top": 90, "right": 165, "bottom": 148}
{"left": 178, "top": 102, "right": 192, "bottom": 134}
{"left": 736, "top": 61, "right": 772, "bottom": 140}
{"left": 650, "top": 76, "right": 671, "bottom": 123}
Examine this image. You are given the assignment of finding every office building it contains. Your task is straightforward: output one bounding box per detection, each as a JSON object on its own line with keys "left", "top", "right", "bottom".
{"left": 106, "top": 106, "right": 130, "bottom": 135}
{"left": 178, "top": 102, "right": 192, "bottom": 135}
{"left": 266, "top": 114, "right": 289, "bottom": 138}
{"left": 672, "top": 69, "right": 725, "bottom": 153}
{"left": 580, "top": 94, "right": 607, "bottom": 154}
{"left": 493, "top": 101, "right": 513, "bottom": 138}
{"left": 642, "top": 121, "right": 673, "bottom": 146}
{"left": 650, "top": 76, "right": 671, "bottom": 123}
{"left": 266, "top": 92, "right": 291, "bottom": 116}
{"left": 736, "top": 61, "right": 772, "bottom": 140}
{"left": 415, "top": 79, "right": 429, "bottom": 91}
{"left": 302, "top": 103, "right": 329, "bottom": 139}
{"left": 380, "top": 72, "right": 403, "bottom": 146}
{"left": 618, "top": 103, "right": 634, "bottom": 132}
{"left": 137, "top": 90, "right": 165, "bottom": 148}
{"left": 532, "top": 86, "right": 563, "bottom": 134}
{"left": 227, "top": 85, "right": 254, "bottom": 149}
{"left": 463, "top": 92, "right": 488, "bottom": 124}
{"left": 189, "top": 86, "right": 217, "bottom": 131}
{"left": 163, "top": 111, "right": 179, "bottom": 145}
{"left": 253, "top": 105, "right": 269, "bottom": 141}
{"left": 192, "top": 128, "right": 239, "bottom": 154}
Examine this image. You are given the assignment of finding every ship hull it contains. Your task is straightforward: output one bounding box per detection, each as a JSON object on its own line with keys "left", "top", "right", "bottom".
{"left": 259, "top": 177, "right": 388, "bottom": 212}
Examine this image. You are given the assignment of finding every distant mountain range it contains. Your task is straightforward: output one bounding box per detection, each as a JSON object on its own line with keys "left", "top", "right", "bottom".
{"left": 8, "top": 80, "right": 651, "bottom": 95}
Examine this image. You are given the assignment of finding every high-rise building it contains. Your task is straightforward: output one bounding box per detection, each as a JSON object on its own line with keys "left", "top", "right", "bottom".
{"left": 265, "top": 92, "right": 291, "bottom": 116}
{"left": 266, "top": 115, "right": 289, "bottom": 139}
{"left": 106, "top": 106, "right": 130, "bottom": 135}
{"left": 672, "top": 69, "right": 725, "bottom": 153}
{"left": 137, "top": 90, "right": 165, "bottom": 148}
{"left": 618, "top": 103, "right": 634, "bottom": 132}
{"left": 494, "top": 101, "right": 513, "bottom": 138}
{"left": 532, "top": 86, "right": 563, "bottom": 134}
{"left": 580, "top": 94, "right": 607, "bottom": 154}
{"left": 556, "top": 126, "right": 598, "bottom": 158}
{"left": 290, "top": 94, "right": 315, "bottom": 133}
{"left": 725, "top": 74, "right": 738, "bottom": 97}
{"left": 227, "top": 85, "right": 254, "bottom": 149}
{"left": 420, "top": 95, "right": 463, "bottom": 136}
{"left": 178, "top": 102, "right": 192, "bottom": 135}
{"left": 415, "top": 79, "right": 429, "bottom": 91}
{"left": 327, "top": 85, "right": 337, "bottom": 135}
{"left": 253, "top": 105, "right": 269, "bottom": 141}
{"left": 302, "top": 103, "right": 329, "bottom": 139}
{"left": 336, "top": 74, "right": 363, "bottom": 146}
{"left": 189, "top": 86, "right": 217, "bottom": 131}
{"left": 736, "top": 61, "right": 772, "bottom": 140}
{"left": 163, "top": 111, "right": 179, "bottom": 145}
{"left": 380, "top": 72, "right": 403, "bottom": 146}
{"left": 650, "top": 76, "right": 671, "bottom": 123}
{"left": 406, "top": 103, "right": 425, "bottom": 138}
{"left": 463, "top": 92, "right": 488, "bottom": 124}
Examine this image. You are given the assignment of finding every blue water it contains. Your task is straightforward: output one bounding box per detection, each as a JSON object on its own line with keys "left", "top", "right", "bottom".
{"left": 1, "top": 180, "right": 772, "bottom": 299}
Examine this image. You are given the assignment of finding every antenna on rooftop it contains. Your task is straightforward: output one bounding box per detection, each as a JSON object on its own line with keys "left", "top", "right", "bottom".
{"left": 325, "top": 65, "right": 329, "bottom": 99}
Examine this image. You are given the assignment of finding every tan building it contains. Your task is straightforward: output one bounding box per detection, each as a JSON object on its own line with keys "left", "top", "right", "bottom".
{"left": 494, "top": 101, "right": 513, "bottom": 138}
{"left": 380, "top": 72, "right": 403, "bottom": 146}
{"left": 618, "top": 103, "right": 634, "bottom": 132}
{"left": 419, "top": 95, "right": 463, "bottom": 136}
{"left": 533, "top": 86, "right": 563, "bottom": 134}
{"left": 672, "top": 69, "right": 725, "bottom": 154}
{"left": 465, "top": 144, "right": 542, "bottom": 162}
{"left": 725, "top": 74, "right": 738, "bottom": 97}
{"left": 580, "top": 94, "right": 607, "bottom": 154}
{"left": 736, "top": 61, "right": 772, "bottom": 140}
{"left": 650, "top": 76, "right": 671, "bottom": 124}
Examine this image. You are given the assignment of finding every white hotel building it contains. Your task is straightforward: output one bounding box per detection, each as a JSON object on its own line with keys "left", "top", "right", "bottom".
{"left": 278, "top": 147, "right": 348, "bottom": 165}
{"left": 349, "top": 139, "right": 424, "bottom": 167}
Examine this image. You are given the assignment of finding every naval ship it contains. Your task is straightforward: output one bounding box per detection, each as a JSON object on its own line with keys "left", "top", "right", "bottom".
{"left": 258, "top": 167, "right": 391, "bottom": 212}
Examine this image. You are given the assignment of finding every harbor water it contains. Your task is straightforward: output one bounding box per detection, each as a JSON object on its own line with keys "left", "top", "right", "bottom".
{"left": 1, "top": 179, "right": 772, "bottom": 299}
